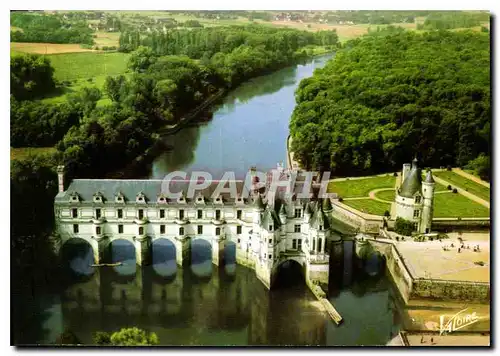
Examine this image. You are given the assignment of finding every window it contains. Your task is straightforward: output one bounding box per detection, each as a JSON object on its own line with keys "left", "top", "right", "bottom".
{"left": 317, "top": 238, "right": 322, "bottom": 253}
{"left": 294, "top": 209, "right": 302, "bottom": 218}
{"left": 197, "top": 210, "right": 203, "bottom": 219}
{"left": 415, "top": 196, "right": 421, "bottom": 204}
{"left": 160, "top": 209, "right": 165, "bottom": 218}
{"left": 72, "top": 208, "right": 78, "bottom": 218}
{"left": 96, "top": 226, "right": 101, "bottom": 235}
{"left": 237, "top": 225, "right": 242, "bottom": 234}
{"left": 294, "top": 224, "right": 301, "bottom": 233}
{"left": 298, "top": 239, "right": 302, "bottom": 250}
{"left": 414, "top": 210, "right": 420, "bottom": 218}
{"left": 216, "top": 227, "right": 221, "bottom": 236}
{"left": 139, "top": 227, "right": 144, "bottom": 235}
{"left": 198, "top": 225, "right": 203, "bottom": 234}
{"left": 179, "top": 227, "right": 184, "bottom": 235}
{"left": 269, "top": 254, "right": 272, "bottom": 260}
{"left": 179, "top": 210, "right": 184, "bottom": 220}
{"left": 215, "top": 210, "right": 221, "bottom": 220}
{"left": 237, "top": 210, "right": 242, "bottom": 219}
{"left": 413, "top": 223, "right": 418, "bottom": 231}
{"left": 238, "top": 238, "right": 241, "bottom": 243}
{"left": 138, "top": 209, "right": 144, "bottom": 219}
{"left": 319, "top": 225, "right": 323, "bottom": 231}
{"left": 118, "top": 225, "right": 123, "bottom": 234}
{"left": 160, "top": 225, "right": 165, "bottom": 234}
{"left": 269, "top": 238, "right": 272, "bottom": 244}
{"left": 95, "top": 208, "right": 101, "bottom": 219}
{"left": 312, "top": 239, "right": 316, "bottom": 251}
{"left": 269, "top": 225, "right": 273, "bottom": 231}
{"left": 73, "top": 224, "right": 79, "bottom": 233}
{"left": 117, "top": 209, "right": 123, "bottom": 219}
{"left": 292, "top": 239, "right": 297, "bottom": 249}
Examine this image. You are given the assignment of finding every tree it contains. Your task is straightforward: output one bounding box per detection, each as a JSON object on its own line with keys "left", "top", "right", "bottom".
{"left": 68, "top": 87, "right": 102, "bottom": 116}
{"left": 128, "top": 46, "right": 157, "bottom": 72}
{"left": 93, "top": 327, "right": 159, "bottom": 346}
{"left": 394, "top": 217, "right": 414, "bottom": 236}
{"left": 55, "top": 329, "right": 81, "bottom": 345}
{"left": 10, "top": 54, "right": 56, "bottom": 100}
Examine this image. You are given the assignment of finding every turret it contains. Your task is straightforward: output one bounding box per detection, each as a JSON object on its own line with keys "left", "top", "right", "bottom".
{"left": 322, "top": 198, "right": 333, "bottom": 213}
{"left": 253, "top": 194, "right": 266, "bottom": 225}
{"left": 420, "top": 169, "right": 435, "bottom": 233}
{"left": 279, "top": 203, "right": 287, "bottom": 225}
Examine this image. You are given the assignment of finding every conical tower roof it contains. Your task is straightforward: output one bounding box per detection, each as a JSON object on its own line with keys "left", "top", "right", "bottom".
{"left": 253, "top": 194, "right": 266, "bottom": 210}
{"left": 424, "top": 169, "right": 435, "bottom": 183}
{"left": 279, "top": 203, "right": 287, "bottom": 216}
{"left": 400, "top": 159, "right": 422, "bottom": 198}
{"left": 322, "top": 197, "right": 333, "bottom": 212}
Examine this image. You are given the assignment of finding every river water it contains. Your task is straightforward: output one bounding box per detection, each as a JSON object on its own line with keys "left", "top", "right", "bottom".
{"left": 19, "top": 55, "right": 404, "bottom": 346}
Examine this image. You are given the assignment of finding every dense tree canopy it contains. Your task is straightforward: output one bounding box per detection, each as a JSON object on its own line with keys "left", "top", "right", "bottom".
{"left": 93, "top": 328, "right": 159, "bottom": 346}
{"left": 290, "top": 30, "right": 490, "bottom": 177}
{"left": 10, "top": 54, "right": 56, "bottom": 100}
{"left": 10, "top": 12, "right": 94, "bottom": 45}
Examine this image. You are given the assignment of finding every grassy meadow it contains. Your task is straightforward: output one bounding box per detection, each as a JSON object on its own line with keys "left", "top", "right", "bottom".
{"left": 342, "top": 199, "right": 391, "bottom": 216}
{"left": 328, "top": 175, "right": 396, "bottom": 198}
{"left": 433, "top": 192, "right": 490, "bottom": 218}
{"left": 433, "top": 171, "right": 490, "bottom": 201}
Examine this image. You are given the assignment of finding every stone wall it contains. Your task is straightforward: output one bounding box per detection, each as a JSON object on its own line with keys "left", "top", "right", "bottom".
{"left": 331, "top": 202, "right": 383, "bottom": 233}
{"left": 411, "top": 279, "right": 490, "bottom": 303}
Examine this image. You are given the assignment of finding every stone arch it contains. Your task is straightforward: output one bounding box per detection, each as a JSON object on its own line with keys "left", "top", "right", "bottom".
{"left": 60, "top": 237, "right": 96, "bottom": 277}
{"left": 271, "top": 257, "right": 306, "bottom": 288}
{"left": 151, "top": 238, "right": 177, "bottom": 278}
{"left": 190, "top": 238, "right": 213, "bottom": 279}
{"left": 106, "top": 238, "right": 136, "bottom": 276}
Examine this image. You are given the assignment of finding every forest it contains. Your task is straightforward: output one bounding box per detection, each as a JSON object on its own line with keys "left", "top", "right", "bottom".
{"left": 290, "top": 30, "right": 490, "bottom": 180}
{"left": 10, "top": 12, "right": 94, "bottom": 45}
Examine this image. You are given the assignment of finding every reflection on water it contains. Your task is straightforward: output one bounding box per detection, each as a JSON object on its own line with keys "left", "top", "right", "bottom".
{"left": 150, "top": 55, "right": 334, "bottom": 180}
{"left": 22, "top": 237, "right": 402, "bottom": 346}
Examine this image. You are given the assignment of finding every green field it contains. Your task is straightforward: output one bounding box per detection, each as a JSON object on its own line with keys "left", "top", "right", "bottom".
{"left": 39, "top": 52, "right": 130, "bottom": 106}
{"left": 433, "top": 171, "right": 490, "bottom": 201}
{"left": 328, "top": 175, "right": 396, "bottom": 198}
{"left": 342, "top": 198, "right": 391, "bottom": 216}
{"left": 433, "top": 192, "right": 490, "bottom": 218}
{"left": 374, "top": 189, "right": 395, "bottom": 201}
{"left": 46, "top": 52, "right": 130, "bottom": 82}
{"left": 11, "top": 147, "right": 56, "bottom": 161}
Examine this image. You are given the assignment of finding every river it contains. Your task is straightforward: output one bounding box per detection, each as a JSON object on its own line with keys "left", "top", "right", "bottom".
{"left": 17, "top": 55, "right": 404, "bottom": 346}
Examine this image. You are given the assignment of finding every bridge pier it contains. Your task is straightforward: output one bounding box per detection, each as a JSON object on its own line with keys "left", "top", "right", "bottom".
{"left": 135, "top": 236, "right": 152, "bottom": 266}
{"left": 93, "top": 237, "right": 108, "bottom": 265}
{"left": 212, "top": 238, "right": 225, "bottom": 266}
{"left": 175, "top": 236, "right": 191, "bottom": 267}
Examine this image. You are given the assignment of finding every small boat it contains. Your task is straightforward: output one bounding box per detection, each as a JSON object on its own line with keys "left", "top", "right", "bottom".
{"left": 90, "top": 262, "right": 123, "bottom": 267}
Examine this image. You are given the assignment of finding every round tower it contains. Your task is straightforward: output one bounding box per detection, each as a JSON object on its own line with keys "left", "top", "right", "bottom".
{"left": 279, "top": 203, "right": 287, "bottom": 225}
{"left": 421, "top": 169, "right": 435, "bottom": 234}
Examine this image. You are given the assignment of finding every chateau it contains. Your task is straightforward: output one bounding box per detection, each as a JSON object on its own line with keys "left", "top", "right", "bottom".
{"left": 54, "top": 165, "right": 342, "bottom": 289}
{"left": 394, "top": 158, "right": 435, "bottom": 234}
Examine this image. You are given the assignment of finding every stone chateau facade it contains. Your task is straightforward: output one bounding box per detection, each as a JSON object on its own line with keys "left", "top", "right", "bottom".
{"left": 54, "top": 165, "right": 343, "bottom": 289}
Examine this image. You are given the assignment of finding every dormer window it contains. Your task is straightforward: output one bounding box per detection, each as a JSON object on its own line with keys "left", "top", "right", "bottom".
{"left": 319, "top": 225, "right": 323, "bottom": 231}
{"left": 215, "top": 195, "right": 223, "bottom": 204}
{"left": 415, "top": 196, "right": 421, "bottom": 204}
{"left": 115, "top": 192, "right": 125, "bottom": 203}
{"left": 136, "top": 192, "right": 146, "bottom": 203}
{"left": 178, "top": 193, "right": 186, "bottom": 204}
{"left": 195, "top": 194, "right": 205, "bottom": 204}
{"left": 269, "top": 225, "right": 273, "bottom": 231}
{"left": 69, "top": 192, "right": 80, "bottom": 203}
{"left": 157, "top": 193, "right": 167, "bottom": 204}
{"left": 93, "top": 192, "right": 104, "bottom": 204}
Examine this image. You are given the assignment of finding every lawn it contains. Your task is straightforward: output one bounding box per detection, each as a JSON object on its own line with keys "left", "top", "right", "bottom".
{"left": 11, "top": 147, "right": 57, "bottom": 161}
{"left": 433, "top": 192, "right": 490, "bottom": 218}
{"left": 328, "top": 175, "right": 396, "bottom": 198}
{"left": 10, "top": 42, "right": 97, "bottom": 55}
{"left": 374, "top": 189, "right": 395, "bottom": 201}
{"left": 342, "top": 198, "right": 391, "bottom": 216}
{"left": 433, "top": 171, "right": 490, "bottom": 201}
{"left": 46, "top": 52, "right": 130, "bottom": 82}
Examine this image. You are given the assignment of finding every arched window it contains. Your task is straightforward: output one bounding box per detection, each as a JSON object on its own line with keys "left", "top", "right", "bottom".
{"left": 139, "top": 227, "right": 144, "bottom": 235}
{"left": 216, "top": 227, "right": 221, "bottom": 236}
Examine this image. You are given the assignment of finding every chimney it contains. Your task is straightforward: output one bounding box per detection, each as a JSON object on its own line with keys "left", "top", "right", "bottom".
{"left": 57, "top": 165, "right": 65, "bottom": 193}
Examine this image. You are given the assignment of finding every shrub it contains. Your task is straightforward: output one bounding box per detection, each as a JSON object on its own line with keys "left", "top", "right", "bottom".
{"left": 87, "top": 78, "right": 94, "bottom": 83}
{"left": 446, "top": 165, "right": 452, "bottom": 171}
{"left": 393, "top": 172, "right": 398, "bottom": 176}
{"left": 338, "top": 197, "right": 343, "bottom": 202}
{"left": 452, "top": 188, "right": 458, "bottom": 193}
{"left": 384, "top": 210, "right": 390, "bottom": 217}
{"left": 394, "top": 217, "right": 414, "bottom": 236}
{"left": 447, "top": 185, "right": 452, "bottom": 190}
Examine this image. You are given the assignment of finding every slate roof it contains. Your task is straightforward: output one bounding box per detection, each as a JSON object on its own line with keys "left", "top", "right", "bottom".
{"left": 55, "top": 179, "right": 248, "bottom": 204}
{"left": 399, "top": 159, "right": 422, "bottom": 198}
{"left": 424, "top": 170, "right": 435, "bottom": 184}
{"left": 261, "top": 207, "right": 281, "bottom": 231}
